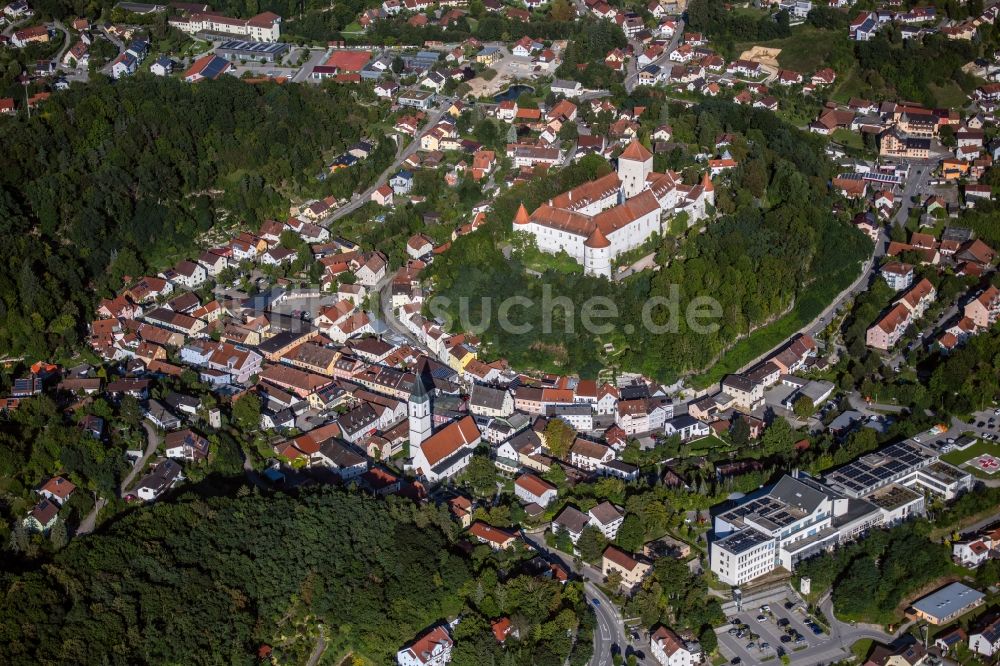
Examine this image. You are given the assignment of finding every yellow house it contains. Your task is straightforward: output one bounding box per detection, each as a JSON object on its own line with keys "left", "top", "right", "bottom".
{"left": 940, "top": 159, "right": 969, "bottom": 180}
{"left": 476, "top": 46, "right": 501, "bottom": 65}
{"left": 447, "top": 344, "right": 476, "bottom": 374}
{"left": 420, "top": 132, "right": 440, "bottom": 151}
{"left": 602, "top": 546, "right": 651, "bottom": 590}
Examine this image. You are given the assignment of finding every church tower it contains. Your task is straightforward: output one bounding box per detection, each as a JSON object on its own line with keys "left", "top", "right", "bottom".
{"left": 617, "top": 139, "right": 653, "bottom": 199}
{"left": 408, "top": 368, "right": 432, "bottom": 451}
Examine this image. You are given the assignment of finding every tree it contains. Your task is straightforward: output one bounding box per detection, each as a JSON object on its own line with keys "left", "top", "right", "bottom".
{"left": 729, "top": 418, "right": 751, "bottom": 447}
{"left": 761, "top": 417, "right": 796, "bottom": 455}
{"left": 232, "top": 392, "right": 261, "bottom": 432}
{"left": 550, "top": 0, "right": 574, "bottom": 20}
{"left": 464, "top": 454, "right": 499, "bottom": 497}
{"left": 391, "top": 55, "right": 404, "bottom": 73}
{"left": 615, "top": 514, "right": 645, "bottom": 552}
{"left": 793, "top": 396, "right": 815, "bottom": 420}
{"left": 49, "top": 517, "right": 68, "bottom": 550}
{"left": 544, "top": 419, "right": 576, "bottom": 459}
{"left": 577, "top": 525, "right": 607, "bottom": 563}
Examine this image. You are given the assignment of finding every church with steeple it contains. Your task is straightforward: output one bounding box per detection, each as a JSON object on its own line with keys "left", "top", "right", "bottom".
{"left": 512, "top": 139, "right": 715, "bottom": 278}
{"left": 406, "top": 369, "right": 481, "bottom": 483}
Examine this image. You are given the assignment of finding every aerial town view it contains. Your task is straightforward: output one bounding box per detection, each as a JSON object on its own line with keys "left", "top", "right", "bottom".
{"left": 2, "top": 0, "right": 1000, "bottom": 663}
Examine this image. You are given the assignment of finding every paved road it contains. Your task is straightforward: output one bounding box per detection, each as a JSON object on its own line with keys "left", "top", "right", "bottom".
{"left": 75, "top": 496, "right": 107, "bottom": 536}
{"left": 625, "top": 21, "right": 685, "bottom": 93}
{"left": 959, "top": 510, "right": 1000, "bottom": 536}
{"left": 292, "top": 47, "right": 329, "bottom": 83}
{"left": 305, "top": 626, "right": 326, "bottom": 666}
{"left": 521, "top": 530, "right": 633, "bottom": 665}
{"left": 52, "top": 20, "right": 71, "bottom": 64}
{"left": 320, "top": 104, "right": 450, "bottom": 228}
{"left": 1, "top": 16, "right": 28, "bottom": 37}
{"left": 120, "top": 421, "right": 162, "bottom": 496}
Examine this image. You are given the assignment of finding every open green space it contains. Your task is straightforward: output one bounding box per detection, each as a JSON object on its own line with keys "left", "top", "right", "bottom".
{"left": 734, "top": 26, "right": 850, "bottom": 73}
{"left": 941, "top": 439, "right": 1000, "bottom": 478}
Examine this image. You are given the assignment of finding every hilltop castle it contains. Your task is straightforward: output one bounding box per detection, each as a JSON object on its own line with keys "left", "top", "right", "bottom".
{"left": 513, "top": 139, "right": 714, "bottom": 278}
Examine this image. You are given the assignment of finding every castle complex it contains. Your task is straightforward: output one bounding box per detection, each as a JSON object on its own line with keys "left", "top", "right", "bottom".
{"left": 513, "top": 140, "right": 715, "bottom": 278}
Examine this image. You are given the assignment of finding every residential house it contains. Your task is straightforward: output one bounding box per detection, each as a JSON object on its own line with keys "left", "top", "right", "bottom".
{"left": 397, "top": 625, "right": 453, "bottom": 666}
{"left": 514, "top": 472, "right": 557, "bottom": 507}
{"left": 602, "top": 545, "right": 651, "bottom": 590}
{"left": 589, "top": 501, "right": 624, "bottom": 539}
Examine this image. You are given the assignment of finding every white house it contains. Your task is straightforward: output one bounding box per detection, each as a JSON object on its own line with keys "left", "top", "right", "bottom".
{"left": 588, "top": 501, "right": 624, "bottom": 539}
{"left": 397, "top": 624, "right": 453, "bottom": 666}
{"left": 970, "top": 616, "right": 1000, "bottom": 657}
{"left": 514, "top": 473, "right": 558, "bottom": 507}
{"left": 650, "top": 626, "right": 701, "bottom": 666}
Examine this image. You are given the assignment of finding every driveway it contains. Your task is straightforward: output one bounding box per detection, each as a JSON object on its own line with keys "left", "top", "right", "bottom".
{"left": 292, "top": 47, "right": 330, "bottom": 83}
{"left": 120, "top": 421, "right": 162, "bottom": 496}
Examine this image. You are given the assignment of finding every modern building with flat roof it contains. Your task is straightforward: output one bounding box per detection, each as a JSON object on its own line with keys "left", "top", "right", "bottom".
{"left": 710, "top": 466, "right": 926, "bottom": 586}
{"left": 215, "top": 40, "right": 288, "bottom": 63}
{"left": 911, "top": 582, "right": 985, "bottom": 624}
{"left": 824, "top": 440, "right": 972, "bottom": 500}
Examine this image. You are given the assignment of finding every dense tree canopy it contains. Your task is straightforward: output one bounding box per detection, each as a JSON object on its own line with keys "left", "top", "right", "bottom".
{"left": 0, "top": 77, "right": 378, "bottom": 359}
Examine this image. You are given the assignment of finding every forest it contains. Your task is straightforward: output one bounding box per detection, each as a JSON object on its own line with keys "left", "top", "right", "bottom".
{"left": 426, "top": 100, "right": 871, "bottom": 381}
{"left": 0, "top": 76, "right": 379, "bottom": 360}
{"left": 0, "top": 487, "right": 593, "bottom": 665}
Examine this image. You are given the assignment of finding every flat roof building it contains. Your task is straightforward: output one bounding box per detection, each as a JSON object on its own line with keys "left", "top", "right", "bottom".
{"left": 911, "top": 582, "right": 985, "bottom": 624}
{"left": 216, "top": 40, "right": 289, "bottom": 63}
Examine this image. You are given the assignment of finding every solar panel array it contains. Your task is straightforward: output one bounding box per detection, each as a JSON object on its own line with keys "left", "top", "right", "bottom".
{"left": 199, "top": 56, "right": 231, "bottom": 80}
{"left": 825, "top": 441, "right": 931, "bottom": 496}
{"left": 720, "top": 496, "right": 804, "bottom": 530}
{"left": 719, "top": 528, "right": 769, "bottom": 554}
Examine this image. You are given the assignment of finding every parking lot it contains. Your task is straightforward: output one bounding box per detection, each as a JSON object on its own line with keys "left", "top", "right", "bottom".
{"left": 717, "top": 598, "right": 831, "bottom": 664}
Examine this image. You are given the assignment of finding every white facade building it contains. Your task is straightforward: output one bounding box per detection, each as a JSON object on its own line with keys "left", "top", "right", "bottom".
{"left": 513, "top": 140, "right": 714, "bottom": 278}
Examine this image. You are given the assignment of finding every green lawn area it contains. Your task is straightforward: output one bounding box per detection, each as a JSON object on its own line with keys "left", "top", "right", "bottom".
{"left": 517, "top": 245, "right": 583, "bottom": 276}
{"left": 830, "top": 66, "right": 870, "bottom": 103}
{"left": 832, "top": 128, "right": 864, "bottom": 150}
{"left": 735, "top": 26, "right": 850, "bottom": 74}
{"left": 927, "top": 81, "right": 971, "bottom": 109}
{"left": 851, "top": 638, "right": 874, "bottom": 661}
{"left": 941, "top": 440, "right": 1000, "bottom": 479}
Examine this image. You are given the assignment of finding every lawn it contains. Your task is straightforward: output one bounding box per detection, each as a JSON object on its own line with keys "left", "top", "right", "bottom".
{"left": 831, "top": 128, "right": 864, "bottom": 151}
{"left": 735, "top": 27, "right": 850, "bottom": 74}
{"left": 941, "top": 439, "right": 1000, "bottom": 479}
{"left": 851, "top": 638, "right": 874, "bottom": 661}
{"left": 927, "top": 81, "right": 971, "bottom": 109}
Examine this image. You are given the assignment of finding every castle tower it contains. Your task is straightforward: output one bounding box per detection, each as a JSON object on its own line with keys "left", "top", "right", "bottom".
{"left": 701, "top": 171, "right": 715, "bottom": 208}
{"left": 514, "top": 202, "right": 530, "bottom": 227}
{"left": 408, "top": 369, "right": 432, "bottom": 451}
{"left": 618, "top": 140, "right": 653, "bottom": 199}
{"left": 583, "top": 226, "right": 612, "bottom": 278}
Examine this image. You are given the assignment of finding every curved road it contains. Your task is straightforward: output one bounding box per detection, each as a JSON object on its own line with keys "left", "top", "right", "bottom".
{"left": 521, "top": 530, "right": 629, "bottom": 665}
{"left": 120, "top": 421, "right": 162, "bottom": 496}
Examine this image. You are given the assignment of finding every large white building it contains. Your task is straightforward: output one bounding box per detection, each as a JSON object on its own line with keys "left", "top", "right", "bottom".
{"left": 397, "top": 624, "right": 453, "bottom": 666}
{"left": 513, "top": 140, "right": 715, "bottom": 278}
{"left": 710, "top": 441, "right": 972, "bottom": 586}
{"left": 169, "top": 11, "right": 282, "bottom": 42}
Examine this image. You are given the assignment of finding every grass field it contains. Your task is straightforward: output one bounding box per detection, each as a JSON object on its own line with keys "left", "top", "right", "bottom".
{"left": 736, "top": 27, "right": 849, "bottom": 74}
{"left": 832, "top": 128, "right": 864, "bottom": 150}
{"left": 927, "top": 81, "right": 971, "bottom": 109}
{"left": 941, "top": 440, "right": 1000, "bottom": 478}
